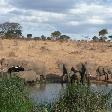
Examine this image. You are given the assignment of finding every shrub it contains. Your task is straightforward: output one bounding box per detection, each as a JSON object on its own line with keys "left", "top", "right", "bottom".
{"left": 0, "top": 76, "right": 33, "bottom": 112}
{"left": 52, "top": 84, "right": 112, "bottom": 112}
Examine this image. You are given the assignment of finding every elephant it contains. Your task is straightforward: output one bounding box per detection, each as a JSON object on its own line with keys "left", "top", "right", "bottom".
{"left": 61, "top": 64, "right": 68, "bottom": 83}
{"left": 61, "top": 62, "right": 91, "bottom": 85}
{"left": 75, "top": 62, "right": 91, "bottom": 85}
{"left": 17, "top": 70, "right": 40, "bottom": 84}
{"left": 96, "top": 66, "right": 112, "bottom": 81}
{"left": 70, "top": 67, "right": 81, "bottom": 84}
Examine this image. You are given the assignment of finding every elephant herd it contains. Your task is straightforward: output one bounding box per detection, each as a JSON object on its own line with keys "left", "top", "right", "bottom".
{"left": 96, "top": 66, "right": 112, "bottom": 81}
{"left": 0, "top": 57, "right": 112, "bottom": 84}
{"left": 62, "top": 63, "right": 90, "bottom": 84}
{"left": 7, "top": 63, "right": 112, "bottom": 84}
{"left": 62, "top": 63, "right": 112, "bottom": 84}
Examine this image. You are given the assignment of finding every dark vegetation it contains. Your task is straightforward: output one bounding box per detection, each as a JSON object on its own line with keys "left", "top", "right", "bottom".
{"left": 52, "top": 84, "right": 112, "bottom": 112}
{"left": 0, "top": 75, "right": 33, "bottom": 112}
{"left": 0, "top": 22, "right": 112, "bottom": 42}
{"left": 0, "top": 75, "right": 111, "bottom": 112}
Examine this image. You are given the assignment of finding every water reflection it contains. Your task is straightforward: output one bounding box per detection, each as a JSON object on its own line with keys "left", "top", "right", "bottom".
{"left": 91, "top": 83, "right": 112, "bottom": 95}
{"left": 29, "top": 83, "right": 66, "bottom": 103}
{"left": 29, "top": 83, "right": 112, "bottom": 104}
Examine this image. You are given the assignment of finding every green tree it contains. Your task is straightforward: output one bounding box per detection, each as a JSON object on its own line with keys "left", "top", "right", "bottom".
{"left": 99, "top": 29, "right": 108, "bottom": 42}
{"left": 34, "top": 37, "right": 41, "bottom": 40}
{"left": 92, "top": 36, "right": 99, "bottom": 42}
{"left": 27, "top": 34, "right": 32, "bottom": 38}
{"left": 0, "top": 22, "right": 22, "bottom": 38}
{"left": 60, "top": 35, "right": 70, "bottom": 40}
{"left": 108, "top": 35, "right": 112, "bottom": 41}
{"left": 51, "top": 31, "right": 61, "bottom": 40}
{"left": 99, "top": 36, "right": 107, "bottom": 42}
{"left": 41, "top": 35, "right": 46, "bottom": 40}
{"left": 47, "top": 37, "right": 51, "bottom": 40}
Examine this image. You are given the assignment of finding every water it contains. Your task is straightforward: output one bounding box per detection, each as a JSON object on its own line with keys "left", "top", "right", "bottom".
{"left": 29, "top": 83, "right": 112, "bottom": 104}
{"left": 29, "top": 83, "right": 66, "bottom": 104}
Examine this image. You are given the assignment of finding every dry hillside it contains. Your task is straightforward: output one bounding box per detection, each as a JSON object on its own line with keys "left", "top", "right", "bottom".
{"left": 0, "top": 39, "right": 112, "bottom": 76}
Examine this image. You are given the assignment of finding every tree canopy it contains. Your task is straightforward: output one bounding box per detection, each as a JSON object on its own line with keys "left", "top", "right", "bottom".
{"left": 99, "top": 29, "right": 108, "bottom": 37}
{"left": 60, "top": 35, "right": 70, "bottom": 40}
{"left": 51, "top": 31, "right": 61, "bottom": 40}
{"left": 99, "top": 29, "right": 108, "bottom": 42}
{"left": 0, "top": 22, "right": 22, "bottom": 38}
{"left": 108, "top": 35, "right": 112, "bottom": 40}
{"left": 92, "top": 36, "right": 99, "bottom": 42}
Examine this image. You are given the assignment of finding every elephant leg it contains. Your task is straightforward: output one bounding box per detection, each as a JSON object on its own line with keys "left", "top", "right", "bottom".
{"left": 80, "top": 76, "right": 84, "bottom": 85}
{"left": 104, "top": 73, "right": 108, "bottom": 81}
{"left": 106, "top": 73, "right": 109, "bottom": 80}
{"left": 80, "top": 73, "right": 83, "bottom": 84}
{"left": 62, "top": 75, "right": 65, "bottom": 83}
{"left": 70, "top": 77, "right": 72, "bottom": 84}
{"left": 111, "top": 74, "right": 112, "bottom": 79}
{"left": 99, "top": 76, "right": 100, "bottom": 81}
{"left": 104, "top": 74, "right": 107, "bottom": 81}
{"left": 87, "top": 76, "right": 90, "bottom": 85}
{"left": 96, "top": 76, "right": 98, "bottom": 81}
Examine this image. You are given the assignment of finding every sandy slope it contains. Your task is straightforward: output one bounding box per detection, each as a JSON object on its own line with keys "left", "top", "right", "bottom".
{"left": 0, "top": 39, "right": 112, "bottom": 77}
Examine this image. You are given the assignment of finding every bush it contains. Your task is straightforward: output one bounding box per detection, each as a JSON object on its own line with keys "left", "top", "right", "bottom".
{"left": 0, "top": 76, "right": 111, "bottom": 112}
{"left": 0, "top": 76, "right": 33, "bottom": 112}
{"left": 52, "top": 84, "right": 112, "bottom": 112}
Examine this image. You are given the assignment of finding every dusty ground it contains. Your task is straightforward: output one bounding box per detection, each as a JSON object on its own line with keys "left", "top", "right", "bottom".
{"left": 0, "top": 39, "right": 112, "bottom": 81}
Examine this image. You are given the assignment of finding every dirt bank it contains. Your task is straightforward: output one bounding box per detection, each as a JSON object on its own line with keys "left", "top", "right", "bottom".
{"left": 0, "top": 39, "right": 112, "bottom": 79}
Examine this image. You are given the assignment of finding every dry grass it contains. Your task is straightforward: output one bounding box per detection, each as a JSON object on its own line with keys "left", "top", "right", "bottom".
{"left": 8, "top": 51, "right": 16, "bottom": 57}
{"left": 0, "top": 39, "right": 112, "bottom": 76}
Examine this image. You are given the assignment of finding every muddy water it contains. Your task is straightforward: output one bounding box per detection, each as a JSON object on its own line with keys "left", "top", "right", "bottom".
{"left": 29, "top": 83, "right": 112, "bottom": 104}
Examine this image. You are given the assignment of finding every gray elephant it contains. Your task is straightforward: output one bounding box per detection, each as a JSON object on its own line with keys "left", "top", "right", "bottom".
{"left": 96, "top": 66, "right": 112, "bottom": 81}
{"left": 70, "top": 67, "right": 81, "bottom": 84}
{"left": 70, "top": 63, "right": 90, "bottom": 85}
{"left": 62, "top": 62, "right": 91, "bottom": 85}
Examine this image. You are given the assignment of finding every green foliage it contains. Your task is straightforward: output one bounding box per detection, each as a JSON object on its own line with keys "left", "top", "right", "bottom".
{"left": 0, "top": 76, "right": 33, "bottom": 112}
{"left": 0, "top": 22, "right": 22, "bottom": 38}
{"left": 108, "top": 35, "right": 112, "bottom": 40}
{"left": 99, "top": 29, "right": 108, "bottom": 37}
{"left": 52, "top": 84, "right": 112, "bottom": 112}
{"left": 32, "top": 84, "right": 112, "bottom": 112}
{"left": 41, "top": 35, "right": 46, "bottom": 40}
{"left": 60, "top": 35, "right": 70, "bottom": 40}
{"left": 92, "top": 36, "right": 99, "bottom": 42}
{"left": 98, "top": 29, "right": 108, "bottom": 42}
{"left": 47, "top": 37, "right": 51, "bottom": 40}
{"left": 0, "top": 75, "right": 111, "bottom": 112}
{"left": 99, "top": 36, "right": 108, "bottom": 42}
{"left": 51, "top": 31, "right": 61, "bottom": 40}
{"left": 34, "top": 37, "right": 41, "bottom": 40}
{"left": 27, "top": 34, "right": 32, "bottom": 38}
